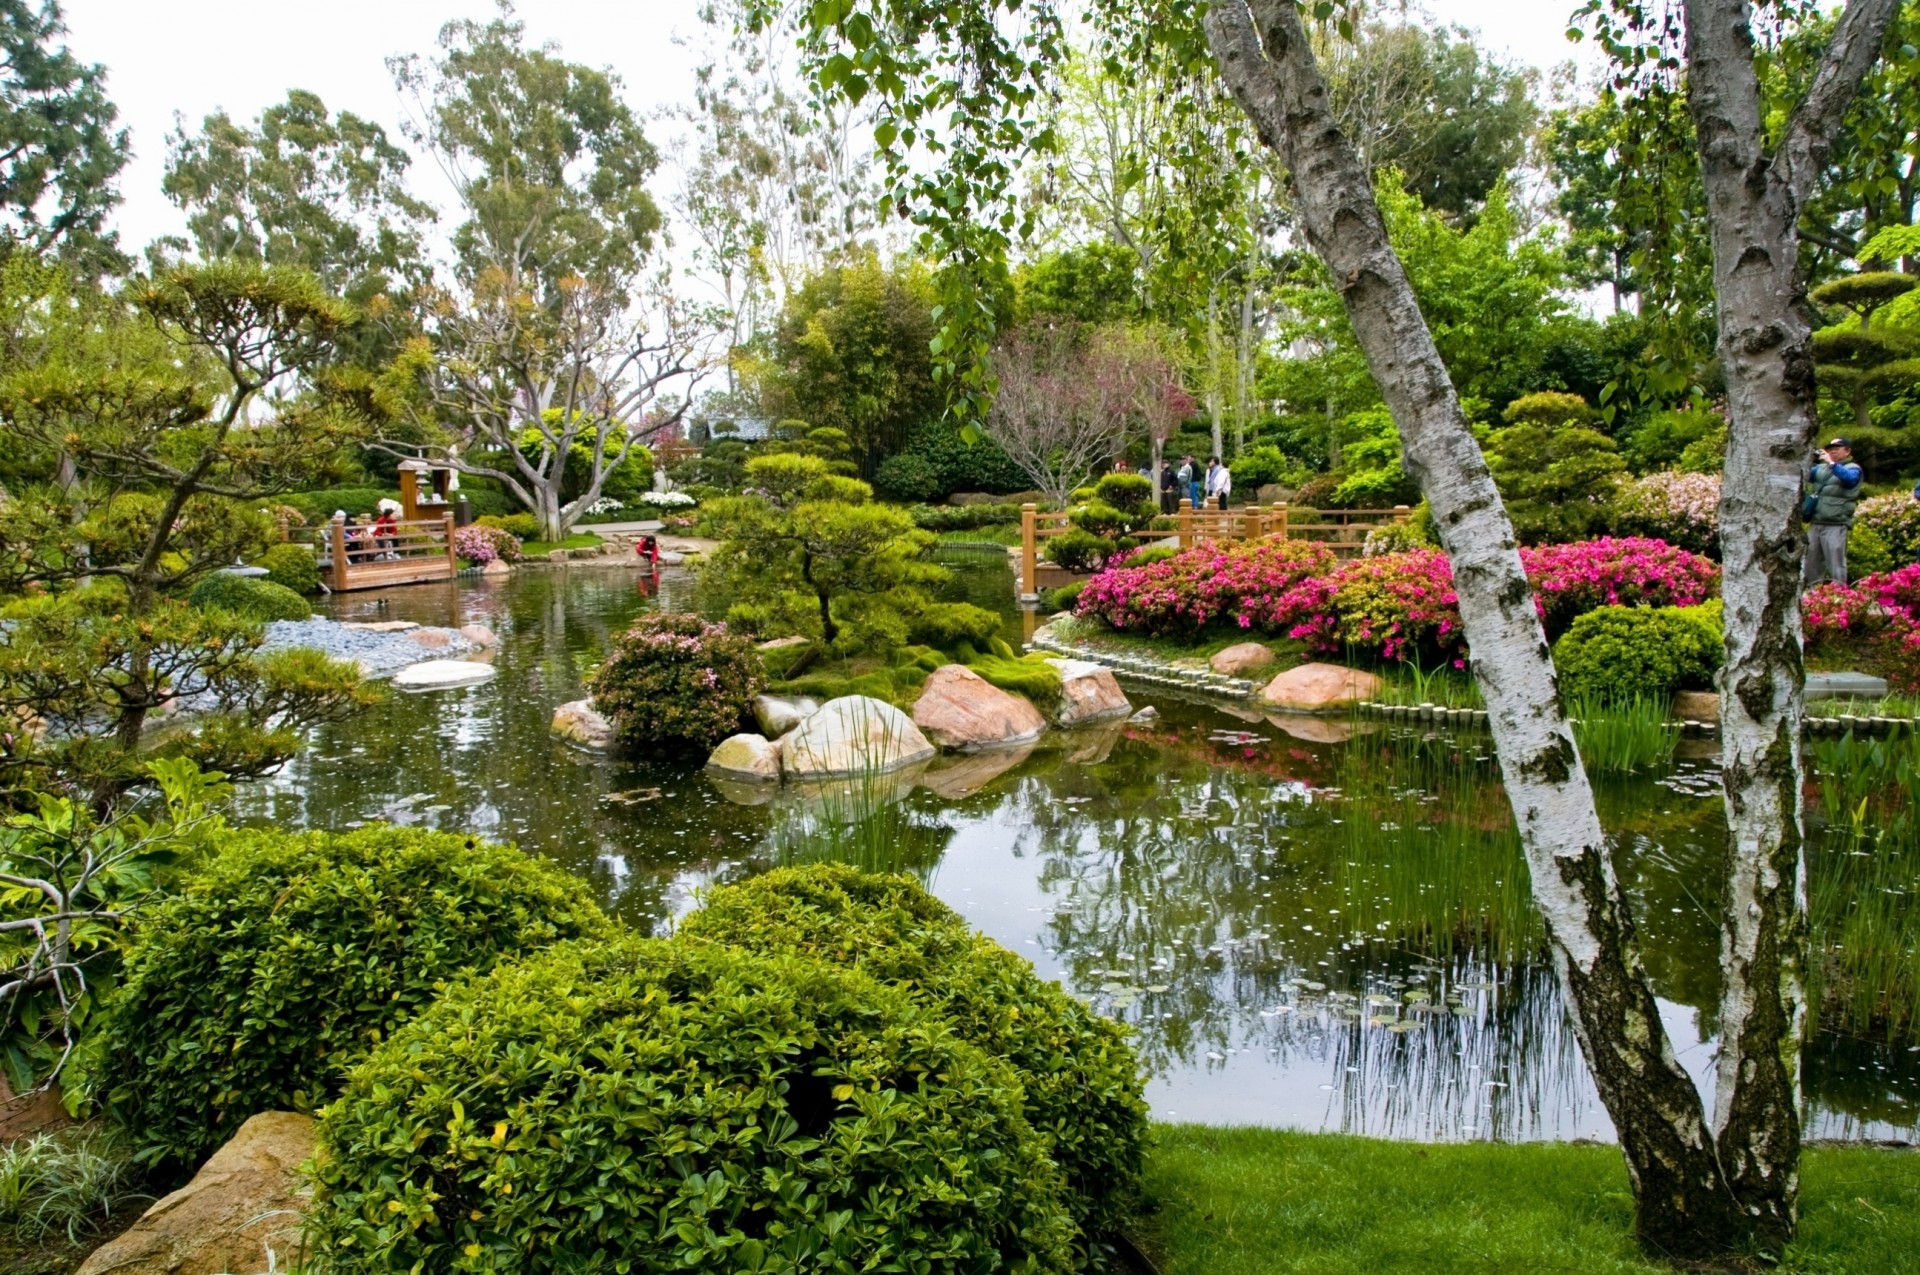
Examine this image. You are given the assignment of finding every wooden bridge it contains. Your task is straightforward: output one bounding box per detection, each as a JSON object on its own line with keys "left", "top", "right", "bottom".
{"left": 281, "top": 513, "right": 461, "bottom": 592}
{"left": 1017, "top": 502, "right": 1411, "bottom": 600}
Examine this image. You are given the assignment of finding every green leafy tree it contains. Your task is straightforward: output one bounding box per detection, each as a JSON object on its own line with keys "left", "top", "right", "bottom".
{"left": 1484, "top": 393, "right": 1627, "bottom": 544}
{"left": 1809, "top": 270, "right": 1919, "bottom": 432}
{"left": 389, "top": 2, "right": 661, "bottom": 298}
{"left": 0, "top": 1, "right": 127, "bottom": 268}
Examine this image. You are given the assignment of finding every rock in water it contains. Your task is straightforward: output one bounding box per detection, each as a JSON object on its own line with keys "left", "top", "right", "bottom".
{"left": 480, "top": 558, "right": 513, "bottom": 576}
{"left": 706, "top": 733, "right": 783, "bottom": 781}
{"left": 76, "top": 1112, "right": 315, "bottom": 1275}
{"left": 1128, "top": 705, "right": 1161, "bottom": 724}
{"left": 552, "top": 700, "right": 616, "bottom": 751}
{"left": 458, "top": 623, "right": 499, "bottom": 649}
{"left": 752, "top": 693, "right": 819, "bottom": 738}
{"left": 781, "top": 696, "right": 936, "bottom": 777}
{"left": 912, "top": 665, "right": 1049, "bottom": 751}
{"left": 1210, "top": 642, "right": 1277, "bottom": 677}
{"left": 391, "top": 659, "right": 497, "bottom": 691}
{"left": 918, "top": 742, "right": 1036, "bottom": 799}
{"left": 1670, "top": 689, "right": 1719, "bottom": 722}
{"left": 1044, "top": 659, "right": 1132, "bottom": 727}
{"left": 1259, "top": 662, "right": 1383, "bottom": 713}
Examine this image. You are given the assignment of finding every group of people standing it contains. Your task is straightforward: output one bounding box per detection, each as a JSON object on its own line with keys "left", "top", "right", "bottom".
{"left": 1156, "top": 455, "right": 1232, "bottom": 514}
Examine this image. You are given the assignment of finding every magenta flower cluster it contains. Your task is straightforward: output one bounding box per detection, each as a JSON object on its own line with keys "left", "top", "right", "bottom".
{"left": 1804, "top": 564, "right": 1920, "bottom": 690}
{"left": 1078, "top": 535, "right": 1721, "bottom": 667}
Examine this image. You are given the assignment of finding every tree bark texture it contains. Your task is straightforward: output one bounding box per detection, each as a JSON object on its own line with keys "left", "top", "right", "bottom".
{"left": 1205, "top": 0, "right": 1746, "bottom": 1255}
{"left": 1682, "top": 0, "right": 1901, "bottom": 1247}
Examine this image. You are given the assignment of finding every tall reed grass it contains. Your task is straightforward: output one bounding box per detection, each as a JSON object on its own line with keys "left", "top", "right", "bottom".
{"left": 1566, "top": 696, "right": 1679, "bottom": 775}
{"left": 0, "top": 1128, "right": 144, "bottom": 1243}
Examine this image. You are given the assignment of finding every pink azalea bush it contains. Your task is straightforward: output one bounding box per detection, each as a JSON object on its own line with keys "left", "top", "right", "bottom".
{"left": 454, "top": 524, "right": 523, "bottom": 565}
{"left": 1074, "top": 538, "right": 1335, "bottom": 635}
{"left": 1255, "top": 548, "right": 1463, "bottom": 664}
{"left": 1612, "top": 471, "right": 1721, "bottom": 556}
{"left": 588, "top": 613, "right": 766, "bottom": 750}
{"left": 1520, "top": 537, "right": 1720, "bottom": 637}
{"left": 1797, "top": 564, "right": 1920, "bottom": 692}
{"left": 1857, "top": 492, "right": 1920, "bottom": 563}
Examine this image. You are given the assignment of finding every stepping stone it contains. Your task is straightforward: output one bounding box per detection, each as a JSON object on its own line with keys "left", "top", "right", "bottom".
{"left": 1806, "top": 671, "right": 1888, "bottom": 701}
{"left": 392, "top": 660, "right": 497, "bottom": 691}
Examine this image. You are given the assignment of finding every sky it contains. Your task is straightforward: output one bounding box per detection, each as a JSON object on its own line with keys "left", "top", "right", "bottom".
{"left": 61, "top": 0, "right": 1601, "bottom": 260}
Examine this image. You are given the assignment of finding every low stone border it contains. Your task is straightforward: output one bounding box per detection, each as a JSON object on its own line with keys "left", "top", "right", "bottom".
{"left": 1028, "top": 627, "right": 1263, "bottom": 700}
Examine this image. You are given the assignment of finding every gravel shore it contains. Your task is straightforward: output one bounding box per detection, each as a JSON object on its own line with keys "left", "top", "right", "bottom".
{"left": 261, "top": 618, "right": 476, "bottom": 679}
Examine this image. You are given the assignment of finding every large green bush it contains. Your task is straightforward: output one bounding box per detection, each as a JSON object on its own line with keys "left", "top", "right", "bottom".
{"left": 1091, "top": 472, "right": 1154, "bottom": 520}
{"left": 898, "top": 420, "right": 1031, "bottom": 496}
{"left": 874, "top": 451, "right": 945, "bottom": 502}
{"left": 679, "top": 865, "right": 1149, "bottom": 1254}
{"left": 251, "top": 543, "right": 321, "bottom": 595}
{"left": 185, "top": 572, "right": 312, "bottom": 622}
{"left": 78, "top": 826, "right": 612, "bottom": 1170}
{"left": 476, "top": 512, "right": 540, "bottom": 541}
{"left": 308, "top": 935, "right": 1077, "bottom": 1274}
{"left": 588, "top": 613, "right": 766, "bottom": 751}
{"left": 1552, "top": 605, "right": 1722, "bottom": 704}
{"left": 1046, "top": 527, "right": 1117, "bottom": 574}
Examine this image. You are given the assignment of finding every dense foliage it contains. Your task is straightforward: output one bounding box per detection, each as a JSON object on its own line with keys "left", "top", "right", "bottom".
{"left": 1076, "top": 538, "right": 1335, "bottom": 635}
{"left": 77, "top": 825, "right": 612, "bottom": 1170}
{"left": 588, "top": 612, "right": 765, "bottom": 751}
{"left": 185, "top": 572, "right": 312, "bottom": 622}
{"left": 309, "top": 934, "right": 1079, "bottom": 1274}
{"left": 1552, "top": 606, "right": 1723, "bottom": 704}
{"left": 1612, "top": 471, "right": 1722, "bottom": 556}
{"left": 679, "top": 864, "right": 1149, "bottom": 1253}
{"left": 251, "top": 543, "right": 322, "bottom": 595}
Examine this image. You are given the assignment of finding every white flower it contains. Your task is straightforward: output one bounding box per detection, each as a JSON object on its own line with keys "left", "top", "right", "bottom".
{"left": 637, "top": 491, "right": 697, "bottom": 509}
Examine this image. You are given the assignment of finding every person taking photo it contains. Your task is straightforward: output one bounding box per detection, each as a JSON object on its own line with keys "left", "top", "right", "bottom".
{"left": 1802, "top": 436, "right": 1864, "bottom": 587}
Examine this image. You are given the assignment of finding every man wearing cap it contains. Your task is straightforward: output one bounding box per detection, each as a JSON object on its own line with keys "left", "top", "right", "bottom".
{"left": 1803, "top": 436, "right": 1864, "bottom": 587}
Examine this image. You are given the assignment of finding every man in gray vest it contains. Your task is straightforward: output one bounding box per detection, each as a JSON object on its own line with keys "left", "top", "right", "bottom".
{"left": 1803, "top": 436, "right": 1864, "bottom": 587}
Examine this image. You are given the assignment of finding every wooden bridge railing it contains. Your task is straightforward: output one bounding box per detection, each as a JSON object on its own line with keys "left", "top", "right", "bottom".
{"left": 323, "top": 513, "right": 459, "bottom": 592}
{"left": 1017, "top": 501, "right": 1411, "bottom": 600}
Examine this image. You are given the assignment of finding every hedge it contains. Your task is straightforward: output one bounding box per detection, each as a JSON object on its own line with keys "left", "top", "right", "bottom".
{"left": 251, "top": 543, "right": 322, "bottom": 595}
{"left": 1552, "top": 604, "right": 1722, "bottom": 704}
{"left": 186, "top": 572, "right": 312, "bottom": 622}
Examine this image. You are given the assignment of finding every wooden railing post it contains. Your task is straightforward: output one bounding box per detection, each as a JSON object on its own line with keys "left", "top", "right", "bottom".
{"left": 1019, "top": 503, "right": 1038, "bottom": 600}
{"left": 1277, "top": 503, "right": 1290, "bottom": 541}
{"left": 1394, "top": 504, "right": 1412, "bottom": 524}
{"left": 1242, "top": 503, "right": 1261, "bottom": 541}
{"left": 1176, "top": 505, "right": 1192, "bottom": 549}
{"left": 443, "top": 512, "right": 458, "bottom": 575}
{"left": 329, "top": 515, "right": 349, "bottom": 589}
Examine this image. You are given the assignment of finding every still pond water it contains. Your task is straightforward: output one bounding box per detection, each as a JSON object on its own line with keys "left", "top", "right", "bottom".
{"left": 234, "top": 559, "right": 1920, "bottom": 1144}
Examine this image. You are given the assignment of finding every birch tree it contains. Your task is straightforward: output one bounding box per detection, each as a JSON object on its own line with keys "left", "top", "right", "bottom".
{"left": 754, "top": 0, "right": 1904, "bottom": 1258}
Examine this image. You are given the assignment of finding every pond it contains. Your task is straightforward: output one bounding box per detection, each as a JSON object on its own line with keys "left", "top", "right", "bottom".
{"left": 234, "top": 558, "right": 1920, "bottom": 1144}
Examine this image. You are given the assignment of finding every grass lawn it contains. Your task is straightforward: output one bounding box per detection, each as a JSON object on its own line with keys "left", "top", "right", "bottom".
{"left": 521, "top": 531, "right": 604, "bottom": 556}
{"left": 1137, "top": 1126, "right": 1920, "bottom": 1274}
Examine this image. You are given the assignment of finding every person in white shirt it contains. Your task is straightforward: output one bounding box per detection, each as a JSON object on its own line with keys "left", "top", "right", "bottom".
{"left": 1205, "top": 456, "right": 1232, "bottom": 510}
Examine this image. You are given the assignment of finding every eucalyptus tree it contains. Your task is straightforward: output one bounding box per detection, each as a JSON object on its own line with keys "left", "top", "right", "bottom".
{"left": 754, "top": 0, "right": 1904, "bottom": 1258}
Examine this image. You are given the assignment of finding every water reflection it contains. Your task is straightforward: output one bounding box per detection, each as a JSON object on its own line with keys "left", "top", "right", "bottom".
{"left": 234, "top": 566, "right": 1920, "bottom": 1144}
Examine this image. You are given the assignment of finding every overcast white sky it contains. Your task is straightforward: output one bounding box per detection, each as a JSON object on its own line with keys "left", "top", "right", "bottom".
{"left": 62, "top": 0, "right": 1599, "bottom": 259}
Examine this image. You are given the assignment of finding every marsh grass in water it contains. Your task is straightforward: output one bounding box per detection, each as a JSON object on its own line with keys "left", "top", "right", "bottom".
{"left": 1567, "top": 696, "right": 1679, "bottom": 775}
{"left": 1372, "top": 663, "right": 1484, "bottom": 709}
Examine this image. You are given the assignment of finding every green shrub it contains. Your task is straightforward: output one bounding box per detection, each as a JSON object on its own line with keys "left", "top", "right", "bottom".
{"left": 1552, "top": 605, "right": 1722, "bottom": 704}
{"left": 185, "top": 572, "right": 312, "bottom": 622}
{"left": 1116, "top": 544, "right": 1177, "bottom": 568}
{"left": 588, "top": 613, "right": 766, "bottom": 751}
{"left": 476, "top": 512, "right": 540, "bottom": 541}
{"left": 1849, "top": 521, "right": 1896, "bottom": 578}
{"left": 897, "top": 420, "right": 1031, "bottom": 495}
{"left": 1092, "top": 472, "right": 1154, "bottom": 519}
{"left": 1226, "top": 444, "right": 1300, "bottom": 490}
{"left": 77, "top": 826, "right": 612, "bottom": 1170}
{"left": 251, "top": 543, "right": 321, "bottom": 594}
{"left": 680, "top": 865, "right": 1149, "bottom": 1253}
{"left": 1046, "top": 580, "right": 1088, "bottom": 612}
{"left": 1046, "top": 527, "right": 1116, "bottom": 573}
{"left": 874, "top": 452, "right": 944, "bottom": 502}
{"left": 1068, "top": 501, "right": 1131, "bottom": 540}
{"left": 1858, "top": 490, "right": 1920, "bottom": 562}
{"left": 308, "top": 935, "right": 1077, "bottom": 1274}
{"left": 908, "top": 600, "right": 1004, "bottom": 648}
{"left": 908, "top": 502, "right": 1025, "bottom": 532}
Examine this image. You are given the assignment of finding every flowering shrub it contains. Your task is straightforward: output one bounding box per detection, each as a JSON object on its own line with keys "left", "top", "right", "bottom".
{"left": 636, "top": 490, "right": 698, "bottom": 509}
{"left": 1612, "top": 471, "right": 1721, "bottom": 556}
{"left": 1858, "top": 492, "right": 1920, "bottom": 563}
{"left": 1075, "top": 538, "right": 1335, "bottom": 635}
{"left": 1259, "top": 548, "right": 1464, "bottom": 665}
{"left": 588, "top": 612, "right": 766, "bottom": 751}
{"left": 1520, "top": 537, "right": 1719, "bottom": 638}
{"left": 584, "top": 497, "right": 625, "bottom": 516}
{"left": 1805, "top": 565, "right": 1920, "bottom": 692}
{"left": 453, "top": 524, "right": 522, "bottom": 565}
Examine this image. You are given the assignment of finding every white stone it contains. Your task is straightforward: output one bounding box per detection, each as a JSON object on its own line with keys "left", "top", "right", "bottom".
{"left": 753, "top": 694, "right": 819, "bottom": 738}
{"left": 781, "top": 695, "right": 937, "bottom": 777}
{"left": 341, "top": 620, "right": 418, "bottom": 633}
{"left": 1044, "top": 658, "right": 1132, "bottom": 727}
{"left": 706, "top": 733, "right": 783, "bottom": 781}
{"left": 551, "top": 700, "right": 616, "bottom": 751}
{"left": 391, "top": 659, "right": 497, "bottom": 691}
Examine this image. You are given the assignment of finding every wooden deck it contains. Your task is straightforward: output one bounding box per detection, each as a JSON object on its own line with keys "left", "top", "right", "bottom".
{"left": 322, "top": 514, "right": 460, "bottom": 592}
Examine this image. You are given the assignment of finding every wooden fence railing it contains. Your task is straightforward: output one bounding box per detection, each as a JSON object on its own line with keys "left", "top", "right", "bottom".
{"left": 1017, "top": 501, "right": 1411, "bottom": 599}
{"left": 320, "top": 513, "right": 459, "bottom": 592}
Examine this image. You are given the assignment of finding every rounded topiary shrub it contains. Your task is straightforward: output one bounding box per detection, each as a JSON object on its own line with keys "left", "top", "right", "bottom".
{"left": 1045, "top": 527, "right": 1116, "bottom": 574}
{"left": 185, "top": 572, "right": 312, "bottom": 622}
{"left": 588, "top": 612, "right": 766, "bottom": 751}
{"left": 81, "top": 826, "right": 612, "bottom": 1170}
{"left": 307, "top": 936, "right": 1076, "bottom": 1274}
{"left": 679, "top": 865, "right": 1149, "bottom": 1254}
{"left": 252, "top": 543, "right": 322, "bottom": 594}
{"left": 1552, "top": 604, "right": 1722, "bottom": 704}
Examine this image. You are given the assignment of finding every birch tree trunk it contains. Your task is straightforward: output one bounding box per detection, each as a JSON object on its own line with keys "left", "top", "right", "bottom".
{"left": 1205, "top": 0, "right": 1727, "bottom": 1255}
{"left": 1681, "top": 0, "right": 1901, "bottom": 1244}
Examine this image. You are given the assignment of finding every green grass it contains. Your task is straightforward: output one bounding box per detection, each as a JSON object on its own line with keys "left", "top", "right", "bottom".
{"left": 1138, "top": 1126, "right": 1920, "bottom": 1274}
{"left": 0, "top": 1128, "right": 147, "bottom": 1275}
{"left": 1568, "top": 695, "right": 1680, "bottom": 775}
{"left": 1371, "top": 663, "right": 1485, "bottom": 709}
{"left": 521, "top": 531, "right": 605, "bottom": 556}
{"left": 1804, "top": 691, "right": 1920, "bottom": 719}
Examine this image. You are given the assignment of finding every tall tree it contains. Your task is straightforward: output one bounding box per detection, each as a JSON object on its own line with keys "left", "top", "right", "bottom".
{"left": 763, "top": 0, "right": 1904, "bottom": 1257}
{"left": 389, "top": 2, "right": 661, "bottom": 298}
{"left": 159, "top": 90, "right": 434, "bottom": 301}
{"left": 0, "top": 0, "right": 127, "bottom": 266}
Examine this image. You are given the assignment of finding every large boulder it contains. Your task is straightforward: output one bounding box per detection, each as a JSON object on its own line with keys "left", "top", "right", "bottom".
{"left": 752, "top": 693, "right": 819, "bottom": 739}
{"left": 706, "top": 733, "right": 783, "bottom": 782}
{"left": 911, "top": 665, "right": 1048, "bottom": 751}
{"left": 1210, "top": 642, "right": 1277, "bottom": 677}
{"left": 551, "top": 699, "right": 616, "bottom": 751}
{"left": 781, "top": 695, "right": 936, "bottom": 778}
{"left": 1044, "top": 659, "right": 1132, "bottom": 727}
{"left": 1671, "top": 689, "right": 1719, "bottom": 722}
{"left": 76, "top": 1111, "right": 315, "bottom": 1275}
{"left": 1258, "top": 662, "right": 1383, "bottom": 713}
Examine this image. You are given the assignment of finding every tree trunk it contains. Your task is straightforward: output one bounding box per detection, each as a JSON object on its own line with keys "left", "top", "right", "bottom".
{"left": 1681, "top": 0, "right": 1901, "bottom": 1247}
{"left": 1206, "top": 1, "right": 1750, "bottom": 1256}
